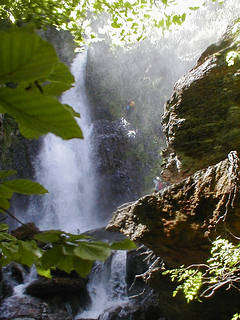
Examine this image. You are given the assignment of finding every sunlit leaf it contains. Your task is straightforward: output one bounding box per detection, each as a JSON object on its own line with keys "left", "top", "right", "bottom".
{"left": 73, "top": 257, "right": 93, "bottom": 277}
{"left": 73, "top": 241, "right": 111, "bottom": 261}
{"left": 0, "top": 87, "right": 83, "bottom": 140}
{"left": 3, "top": 179, "right": 48, "bottom": 195}
{"left": 34, "top": 230, "right": 63, "bottom": 243}
{"left": 110, "top": 238, "right": 137, "bottom": 250}
{"left": 0, "top": 28, "right": 58, "bottom": 83}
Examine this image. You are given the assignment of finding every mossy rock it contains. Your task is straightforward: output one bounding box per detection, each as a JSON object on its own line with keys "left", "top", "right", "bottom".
{"left": 162, "top": 22, "right": 240, "bottom": 182}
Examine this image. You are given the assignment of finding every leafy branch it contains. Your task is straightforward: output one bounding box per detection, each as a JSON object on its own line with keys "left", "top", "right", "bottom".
{"left": 163, "top": 238, "right": 240, "bottom": 302}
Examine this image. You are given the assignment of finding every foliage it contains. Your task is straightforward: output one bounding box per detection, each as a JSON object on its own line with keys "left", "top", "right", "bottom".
{"left": 0, "top": 25, "right": 82, "bottom": 140}
{"left": 0, "top": 0, "right": 226, "bottom": 44}
{"left": 0, "top": 170, "right": 48, "bottom": 212}
{"left": 163, "top": 238, "right": 240, "bottom": 303}
{"left": 0, "top": 225, "right": 136, "bottom": 278}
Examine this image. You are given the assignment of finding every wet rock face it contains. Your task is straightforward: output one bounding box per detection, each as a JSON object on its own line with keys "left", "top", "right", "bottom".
{"left": 97, "top": 302, "right": 163, "bottom": 320}
{"left": 107, "top": 151, "right": 240, "bottom": 266}
{"left": 161, "top": 25, "right": 240, "bottom": 183}
{"left": 0, "top": 295, "right": 72, "bottom": 320}
{"left": 92, "top": 119, "right": 142, "bottom": 219}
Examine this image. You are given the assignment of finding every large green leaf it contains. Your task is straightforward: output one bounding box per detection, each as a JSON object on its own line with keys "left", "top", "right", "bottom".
{"left": 3, "top": 179, "right": 48, "bottom": 195}
{"left": 0, "top": 184, "right": 13, "bottom": 199}
{"left": 48, "top": 62, "right": 75, "bottom": 85}
{"left": 0, "top": 27, "right": 59, "bottom": 83}
{"left": 110, "top": 238, "right": 137, "bottom": 250}
{"left": 41, "top": 245, "right": 63, "bottom": 269}
{"left": 0, "top": 87, "right": 83, "bottom": 139}
{"left": 18, "top": 240, "right": 42, "bottom": 266}
{"left": 34, "top": 230, "right": 63, "bottom": 243}
{"left": 42, "top": 62, "right": 75, "bottom": 96}
{"left": 42, "top": 82, "right": 73, "bottom": 96}
{"left": 73, "top": 241, "right": 111, "bottom": 261}
{"left": 57, "top": 255, "right": 74, "bottom": 273}
{"left": 73, "top": 257, "right": 93, "bottom": 277}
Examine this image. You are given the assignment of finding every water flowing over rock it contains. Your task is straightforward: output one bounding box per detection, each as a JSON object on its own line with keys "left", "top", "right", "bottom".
{"left": 107, "top": 151, "right": 240, "bottom": 266}
{"left": 161, "top": 23, "right": 240, "bottom": 183}
{"left": 91, "top": 119, "right": 142, "bottom": 218}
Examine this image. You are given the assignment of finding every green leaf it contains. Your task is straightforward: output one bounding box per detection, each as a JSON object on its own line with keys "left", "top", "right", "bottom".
{"left": 57, "top": 254, "right": 74, "bottom": 273}
{"left": 18, "top": 240, "right": 42, "bottom": 267}
{"left": 73, "top": 257, "right": 93, "bottom": 277}
{"left": 36, "top": 267, "right": 52, "bottom": 278}
{"left": 0, "top": 170, "right": 17, "bottom": 180}
{"left": 0, "top": 198, "right": 10, "bottom": 210}
{"left": 0, "top": 223, "right": 9, "bottom": 232}
{"left": 34, "top": 230, "right": 63, "bottom": 243}
{"left": 0, "top": 27, "right": 59, "bottom": 83}
{"left": 0, "top": 232, "right": 16, "bottom": 241}
{"left": 42, "top": 82, "right": 72, "bottom": 96}
{"left": 111, "top": 21, "right": 122, "bottom": 28}
{"left": 63, "top": 104, "right": 81, "bottom": 118}
{"left": 0, "top": 87, "right": 83, "bottom": 140}
{"left": 0, "top": 242, "right": 20, "bottom": 265}
{"left": 73, "top": 241, "right": 111, "bottom": 261}
{"left": 3, "top": 179, "right": 48, "bottom": 195}
{"left": 41, "top": 245, "right": 63, "bottom": 269}
{"left": 110, "top": 238, "right": 137, "bottom": 250}
{"left": 64, "top": 233, "right": 93, "bottom": 241}
{"left": 48, "top": 62, "right": 74, "bottom": 85}
{"left": 0, "top": 184, "right": 13, "bottom": 199}
{"left": 189, "top": 7, "right": 200, "bottom": 10}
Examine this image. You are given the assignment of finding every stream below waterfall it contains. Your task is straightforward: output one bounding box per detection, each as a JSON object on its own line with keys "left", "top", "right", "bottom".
{"left": 1, "top": 2, "right": 240, "bottom": 319}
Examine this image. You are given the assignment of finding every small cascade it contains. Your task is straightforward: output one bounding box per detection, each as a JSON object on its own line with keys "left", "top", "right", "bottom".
{"left": 0, "top": 266, "right": 38, "bottom": 317}
{"left": 77, "top": 251, "right": 128, "bottom": 320}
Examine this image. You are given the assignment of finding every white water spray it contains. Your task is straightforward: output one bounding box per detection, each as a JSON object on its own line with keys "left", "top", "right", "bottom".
{"left": 26, "top": 52, "right": 102, "bottom": 233}
{"left": 78, "top": 251, "right": 128, "bottom": 319}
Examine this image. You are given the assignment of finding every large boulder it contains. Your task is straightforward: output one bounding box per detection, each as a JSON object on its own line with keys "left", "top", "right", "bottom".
{"left": 25, "top": 276, "right": 90, "bottom": 314}
{"left": 161, "top": 23, "right": 240, "bottom": 183}
{"left": 107, "top": 151, "right": 240, "bottom": 266}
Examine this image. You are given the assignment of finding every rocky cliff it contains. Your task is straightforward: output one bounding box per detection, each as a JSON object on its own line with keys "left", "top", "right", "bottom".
{"left": 161, "top": 24, "right": 240, "bottom": 183}
{"left": 107, "top": 22, "right": 240, "bottom": 319}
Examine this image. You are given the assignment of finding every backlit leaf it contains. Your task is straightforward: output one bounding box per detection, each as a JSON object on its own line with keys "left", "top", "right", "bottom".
{"left": 0, "top": 87, "right": 83, "bottom": 140}
{"left": 110, "top": 238, "right": 137, "bottom": 250}
{"left": 74, "top": 241, "right": 111, "bottom": 261}
{"left": 0, "top": 28, "right": 58, "bottom": 83}
{"left": 3, "top": 179, "right": 48, "bottom": 195}
{"left": 34, "top": 230, "right": 63, "bottom": 243}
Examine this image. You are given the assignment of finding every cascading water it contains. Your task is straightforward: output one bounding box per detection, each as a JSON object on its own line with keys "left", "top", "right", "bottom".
{"left": 25, "top": 52, "right": 101, "bottom": 233}
{"left": 78, "top": 251, "right": 128, "bottom": 319}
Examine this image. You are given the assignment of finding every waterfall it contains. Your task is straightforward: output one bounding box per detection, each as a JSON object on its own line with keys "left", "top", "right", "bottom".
{"left": 2, "top": 1, "right": 239, "bottom": 319}
{"left": 78, "top": 251, "right": 128, "bottom": 319}
{"left": 25, "top": 52, "right": 102, "bottom": 233}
